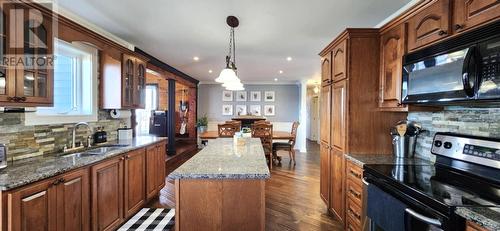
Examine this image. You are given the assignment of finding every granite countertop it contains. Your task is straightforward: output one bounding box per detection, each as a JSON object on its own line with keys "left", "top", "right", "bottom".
{"left": 169, "top": 138, "right": 270, "bottom": 180}
{"left": 0, "top": 136, "right": 166, "bottom": 191}
{"left": 456, "top": 207, "right": 500, "bottom": 230}
{"left": 344, "top": 153, "right": 433, "bottom": 167}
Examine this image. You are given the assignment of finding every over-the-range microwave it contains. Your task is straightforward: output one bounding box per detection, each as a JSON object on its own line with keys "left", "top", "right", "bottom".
{"left": 402, "top": 21, "right": 500, "bottom": 105}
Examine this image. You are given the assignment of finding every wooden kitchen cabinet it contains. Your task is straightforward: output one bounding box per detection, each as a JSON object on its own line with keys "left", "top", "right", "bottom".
{"left": 465, "top": 220, "right": 489, "bottom": 231}
{"left": 91, "top": 156, "right": 124, "bottom": 231}
{"left": 331, "top": 80, "right": 346, "bottom": 151}
{"left": 379, "top": 24, "right": 407, "bottom": 111}
{"left": 0, "top": 3, "right": 54, "bottom": 107}
{"left": 321, "top": 52, "right": 332, "bottom": 85}
{"left": 332, "top": 40, "right": 347, "bottom": 82}
{"left": 156, "top": 142, "right": 167, "bottom": 191}
{"left": 329, "top": 147, "right": 345, "bottom": 222}
{"left": 345, "top": 159, "right": 364, "bottom": 231}
{"left": 453, "top": 0, "right": 500, "bottom": 34}
{"left": 7, "top": 168, "right": 90, "bottom": 231}
{"left": 320, "top": 142, "right": 330, "bottom": 204}
{"left": 146, "top": 141, "right": 166, "bottom": 200}
{"left": 320, "top": 85, "right": 331, "bottom": 145}
{"left": 407, "top": 0, "right": 451, "bottom": 51}
{"left": 123, "top": 148, "right": 146, "bottom": 218}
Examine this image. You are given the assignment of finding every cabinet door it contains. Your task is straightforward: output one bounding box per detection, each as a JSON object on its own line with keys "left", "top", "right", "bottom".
{"left": 379, "top": 24, "right": 406, "bottom": 110}
{"left": 91, "top": 156, "right": 124, "bottom": 231}
{"left": 321, "top": 52, "right": 332, "bottom": 85}
{"left": 319, "top": 142, "right": 330, "bottom": 205}
{"left": 56, "top": 168, "right": 90, "bottom": 231}
{"left": 320, "top": 85, "right": 331, "bottom": 145}
{"left": 329, "top": 148, "right": 345, "bottom": 223}
{"left": 156, "top": 142, "right": 167, "bottom": 191}
{"left": 0, "top": 5, "right": 16, "bottom": 104}
{"left": 14, "top": 5, "right": 53, "bottom": 105}
{"left": 145, "top": 145, "right": 158, "bottom": 200}
{"left": 453, "top": 0, "right": 500, "bottom": 33}
{"left": 332, "top": 80, "right": 347, "bottom": 151}
{"left": 407, "top": 0, "right": 451, "bottom": 51}
{"left": 332, "top": 40, "right": 347, "bottom": 82}
{"left": 134, "top": 59, "right": 146, "bottom": 109}
{"left": 124, "top": 148, "right": 146, "bottom": 218}
{"left": 8, "top": 178, "right": 57, "bottom": 231}
{"left": 122, "top": 54, "right": 135, "bottom": 108}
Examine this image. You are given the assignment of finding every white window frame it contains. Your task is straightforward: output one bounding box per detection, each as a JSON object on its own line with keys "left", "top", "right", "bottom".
{"left": 25, "top": 39, "right": 99, "bottom": 125}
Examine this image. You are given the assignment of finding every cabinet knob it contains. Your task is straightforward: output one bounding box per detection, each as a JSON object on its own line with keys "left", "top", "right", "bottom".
{"left": 7, "top": 97, "right": 14, "bottom": 101}
{"left": 19, "top": 97, "right": 26, "bottom": 102}
{"left": 454, "top": 24, "right": 464, "bottom": 31}
{"left": 438, "top": 30, "right": 447, "bottom": 36}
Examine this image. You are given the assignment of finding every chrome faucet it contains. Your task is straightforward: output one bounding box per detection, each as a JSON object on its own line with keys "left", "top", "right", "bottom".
{"left": 71, "top": 122, "right": 92, "bottom": 149}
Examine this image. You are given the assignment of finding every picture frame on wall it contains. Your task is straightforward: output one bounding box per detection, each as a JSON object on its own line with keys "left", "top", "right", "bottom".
{"left": 249, "top": 105, "right": 261, "bottom": 116}
{"left": 236, "top": 91, "right": 247, "bottom": 101}
{"left": 222, "top": 105, "right": 233, "bottom": 116}
{"left": 264, "top": 105, "right": 275, "bottom": 116}
{"left": 236, "top": 105, "right": 247, "bottom": 116}
{"left": 222, "top": 91, "right": 233, "bottom": 102}
{"left": 264, "top": 91, "right": 275, "bottom": 102}
{"left": 250, "top": 91, "right": 261, "bottom": 101}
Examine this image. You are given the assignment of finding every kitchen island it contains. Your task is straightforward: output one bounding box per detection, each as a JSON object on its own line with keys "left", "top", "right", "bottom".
{"left": 169, "top": 138, "right": 270, "bottom": 231}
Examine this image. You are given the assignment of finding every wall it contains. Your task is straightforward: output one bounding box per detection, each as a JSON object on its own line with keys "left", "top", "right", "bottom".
{"left": 197, "top": 84, "right": 300, "bottom": 122}
{"left": 408, "top": 107, "right": 500, "bottom": 161}
{"left": 0, "top": 111, "right": 129, "bottom": 161}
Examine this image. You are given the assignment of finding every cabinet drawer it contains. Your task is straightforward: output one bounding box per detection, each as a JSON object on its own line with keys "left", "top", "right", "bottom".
{"left": 346, "top": 161, "right": 363, "bottom": 184}
{"left": 346, "top": 213, "right": 361, "bottom": 231}
{"left": 346, "top": 178, "right": 363, "bottom": 206}
{"left": 346, "top": 198, "right": 362, "bottom": 228}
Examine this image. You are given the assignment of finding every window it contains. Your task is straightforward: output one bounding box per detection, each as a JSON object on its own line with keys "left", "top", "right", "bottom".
{"left": 25, "top": 39, "right": 98, "bottom": 125}
{"left": 136, "top": 84, "right": 158, "bottom": 135}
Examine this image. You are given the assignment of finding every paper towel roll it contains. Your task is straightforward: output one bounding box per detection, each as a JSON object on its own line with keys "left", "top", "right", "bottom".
{"left": 110, "top": 109, "right": 131, "bottom": 119}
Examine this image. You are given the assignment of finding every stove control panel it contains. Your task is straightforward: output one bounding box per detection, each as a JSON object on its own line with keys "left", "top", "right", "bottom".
{"left": 432, "top": 133, "right": 500, "bottom": 169}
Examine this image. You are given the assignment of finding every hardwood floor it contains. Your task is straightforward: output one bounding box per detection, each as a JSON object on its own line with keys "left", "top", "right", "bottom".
{"left": 147, "top": 140, "right": 343, "bottom": 231}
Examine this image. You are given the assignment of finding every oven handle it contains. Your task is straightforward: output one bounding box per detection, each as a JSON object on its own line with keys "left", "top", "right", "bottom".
{"left": 405, "top": 208, "right": 442, "bottom": 227}
{"left": 462, "top": 46, "right": 477, "bottom": 98}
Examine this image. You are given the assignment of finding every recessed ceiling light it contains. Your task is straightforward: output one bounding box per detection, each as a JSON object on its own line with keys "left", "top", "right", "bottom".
{"left": 279, "top": 70, "right": 283, "bottom": 74}
{"left": 286, "top": 57, "right": 292, "bottom": 61}
{"left": 208, "top": 69, "right": 213, "bottom": 73}
{"left": 193, "top": 56, "right": 199, "bottom": 61}
{"left": 274, "top": 78, "right": 278, "bottom": 82}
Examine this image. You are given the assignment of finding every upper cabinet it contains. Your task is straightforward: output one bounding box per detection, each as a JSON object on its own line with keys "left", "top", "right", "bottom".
{"left": 332, "top": 40, "right": 347, "bottom": 82}
{"left": 379, "top": 24, "right": 406, "bottom": 111}
{"left": 321, "top": 52, "right": 332, "bottom": 85}
{"left": 0, "top": 3, "right": 54, "bottom": 106}
{"left": 407, "top": 0, "right": 451, "bottom": 51}
{"left": 101, "top": 52, "right": 147, "bottom": 109}
{"left": 453, "top": 0, "right": 500, "bottom": 33}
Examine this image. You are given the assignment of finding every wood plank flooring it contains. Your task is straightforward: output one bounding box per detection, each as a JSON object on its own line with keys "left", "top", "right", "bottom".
{"left": 148, "top": 140, "right": 343, "bottom": 231}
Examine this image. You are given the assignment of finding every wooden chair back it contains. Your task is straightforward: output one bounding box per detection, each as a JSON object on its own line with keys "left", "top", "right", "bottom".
{"left": 225, "top": 120, "right": 242, "bottom": 132}
{"left": 289, "top": 121, "right": 300, "bottom": 147}
{"left": 251, "top": 123, "right": 273, "bottom": 155}
{"left": 218, "top": 123, "right": 237, "bottom": 138}
{"left": 254, "top": 120, "right": 270, "bottom": 125}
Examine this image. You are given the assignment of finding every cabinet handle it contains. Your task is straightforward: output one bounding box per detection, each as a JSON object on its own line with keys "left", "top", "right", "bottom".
{"left": 348, "top": 207, "right": 361, "bottom": 220}
{"left": 7, "top": 97, "right": 14, "bottom": 101}
{"left": 52, "top": 178, "right": 64, "bottom": 186}
{"left": 349, "top": 187, "right": 361, "bottom": 199}
{"left": 438, "top": 30, "right": 447, "bottom": 36}
{"left": 454, "top": 24, "right": 464, "bottom": 31}
{"left": 349, "top": 169, "right": 361, "bottom": 178}
{"left": 19, "top": 97, "right": 26, "bottom": 102}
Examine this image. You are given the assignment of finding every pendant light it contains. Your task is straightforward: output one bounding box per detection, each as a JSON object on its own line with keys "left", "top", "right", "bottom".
{"left": 215, "top": 16, "right": 244, "bottom": 90}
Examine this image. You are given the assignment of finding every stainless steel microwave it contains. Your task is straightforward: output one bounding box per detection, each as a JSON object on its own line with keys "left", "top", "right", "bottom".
{"left": 402, "top": 22, "right": 500, "bottom": 105}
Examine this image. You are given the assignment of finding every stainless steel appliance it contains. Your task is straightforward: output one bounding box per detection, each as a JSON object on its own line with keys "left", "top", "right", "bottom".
{"left": 390, "top": 120, "right": 422, "bottom": 158}
{"left": 365, "top": 133, "right": 500, "bottom": 231}
{"left": 0, "top": 144, "right": 7, "bottom": 169}
{"left": 402, "top": 21, "right": 500, "bottom": 105}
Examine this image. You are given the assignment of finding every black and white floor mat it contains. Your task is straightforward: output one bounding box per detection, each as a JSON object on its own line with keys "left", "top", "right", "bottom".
{"left": 118, "top": 208, "right": 175, "bottom": 231}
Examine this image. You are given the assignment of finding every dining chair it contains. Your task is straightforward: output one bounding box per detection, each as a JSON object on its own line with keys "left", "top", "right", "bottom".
{"left": 225, "top": 120, "right": 242, "bottom": 132}
{"left": 272, "top": 122, "right": 300, "bottom": 165}
{"left": 254, "top": 120, "right": 270, "bottom": 125}
{"left": 251, "top": 123, "right": 273, "bottom": 169}
{"left": 218, "top": 123, "right": 238, "bottom": 138}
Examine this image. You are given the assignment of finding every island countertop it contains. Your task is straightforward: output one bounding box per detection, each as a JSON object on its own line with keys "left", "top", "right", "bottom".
{"left": 169, "top": 138, "right": 270, "bottom": 180}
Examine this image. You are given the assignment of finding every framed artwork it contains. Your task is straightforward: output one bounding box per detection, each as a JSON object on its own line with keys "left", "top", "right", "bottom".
{"left": 236, "top": 91, "right": 247, "bottom": 101}
{"left": 235, "top": 105, "right": 247, "bottom": 116}
{"left": 264, "top": 105, "right": 275, "bottom": 116}
{"left": 250, "top": 91, "right": 261, "bottom": 101}
{"left": 249, "top": 105, "right": 261, "bottom": 116}
{"left": 264, "top": 91, "right": 275, "bottom": 102}
{"left": 222, "top": 105, "right": 233, "bottom": 116}
{"left": 222, "top": 91, "right": 233, "bottom": 101}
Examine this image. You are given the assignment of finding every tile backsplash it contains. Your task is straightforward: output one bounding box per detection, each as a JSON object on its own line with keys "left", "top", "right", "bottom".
{"left": 408, "top": 107, "right": 500, "bottom": 161}
{"left": 0, "top": 110, "right": 129, "bottom": 160}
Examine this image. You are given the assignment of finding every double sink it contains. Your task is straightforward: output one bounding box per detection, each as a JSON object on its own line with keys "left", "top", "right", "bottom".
{"left": 62, "top": 144, "right": 129, "bottom": 159}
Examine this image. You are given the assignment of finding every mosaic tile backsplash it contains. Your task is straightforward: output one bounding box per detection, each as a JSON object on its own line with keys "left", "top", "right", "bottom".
{"left": 408, "top": 107, "right": 500, "bottom": 161}
{"left": 0, "top": 110, "right": 129, "bottom": 160}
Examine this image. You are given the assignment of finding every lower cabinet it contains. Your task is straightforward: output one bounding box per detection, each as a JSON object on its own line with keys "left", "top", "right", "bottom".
{"left": 8, "top": 168, "right": 90, "bottom": 231}
{"left": 329, "top": 148, "right": 345, "bottom": 222}
{"left": 146, "top": 141, "right": 167, "bottom": 200}
{"left": 344, "top": 159, "right": 365, "bottom": 231}
{"left": 124, "top": 148, "right": 146, "bottom": 218}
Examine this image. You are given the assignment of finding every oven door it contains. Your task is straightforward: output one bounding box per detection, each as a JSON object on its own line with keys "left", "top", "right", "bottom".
{"left": 402, "top": 47, "right": 477, "bottom": 104}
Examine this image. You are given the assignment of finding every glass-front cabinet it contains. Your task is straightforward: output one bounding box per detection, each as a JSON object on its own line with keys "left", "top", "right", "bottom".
{"left": 121, "top": 54, "right": 146, "bottom": 109}
{"left": 0, "top": 3, "right": 53, "bottom": 106}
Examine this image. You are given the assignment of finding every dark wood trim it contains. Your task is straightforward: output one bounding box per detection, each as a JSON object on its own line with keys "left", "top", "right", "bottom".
{"left": 167, "top": 79, "right": 177, "bottom": 155}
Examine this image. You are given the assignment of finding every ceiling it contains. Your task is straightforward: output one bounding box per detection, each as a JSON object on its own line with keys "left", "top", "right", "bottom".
{"left": 58, "top": 0, "right": 412, "bottom": 83}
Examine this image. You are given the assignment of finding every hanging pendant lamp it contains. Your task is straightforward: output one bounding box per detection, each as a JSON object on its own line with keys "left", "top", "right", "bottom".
{"left": 215, "top": 16, "right": 244, "bottom": 90}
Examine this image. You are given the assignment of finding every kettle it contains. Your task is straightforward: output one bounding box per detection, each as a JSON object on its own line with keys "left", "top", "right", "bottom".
{"left": 390, "top": 120, "right": 422, "bottom": 158}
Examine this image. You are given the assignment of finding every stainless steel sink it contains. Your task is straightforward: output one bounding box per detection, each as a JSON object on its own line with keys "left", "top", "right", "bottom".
{"left": 84, "top": 147, "right": 121, "bottom": 155}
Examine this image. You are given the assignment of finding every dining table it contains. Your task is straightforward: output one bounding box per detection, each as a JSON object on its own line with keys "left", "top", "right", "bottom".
{"left": 199, "top": 131, "right": 294, "bottom": 140}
